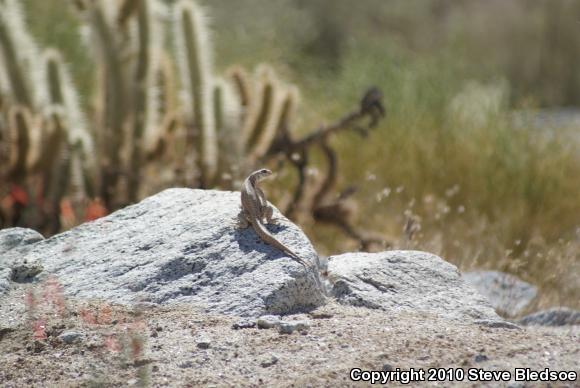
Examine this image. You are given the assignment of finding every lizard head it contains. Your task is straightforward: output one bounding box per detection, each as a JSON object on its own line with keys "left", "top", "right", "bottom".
{"left": 252, "top": 168, "right": 273, "bottom": 182}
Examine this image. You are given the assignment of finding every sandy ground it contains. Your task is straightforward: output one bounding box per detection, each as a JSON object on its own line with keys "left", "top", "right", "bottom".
{"left": 0, "top": 287, "right": 578, "bottom": 388}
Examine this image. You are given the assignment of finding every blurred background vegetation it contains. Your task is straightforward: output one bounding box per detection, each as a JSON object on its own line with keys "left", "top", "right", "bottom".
{"left": 3, "top": 0, "right": 579, "bottom": 309}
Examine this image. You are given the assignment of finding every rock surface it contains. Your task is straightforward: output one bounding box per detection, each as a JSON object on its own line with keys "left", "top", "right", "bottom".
{"left": 2, "top": 189, "right": 325, "bottom": 317}
{"left": 518, "top": 307, "right": 580, "bottom": 326}
{"left": 0, "top": 227, "right": 44, "bottom": 257}
{"left": 326, "top": 251, "right": 500, "bottom": 321}
{"left": 462, "top": 270, "right": 537, "bottom": 317}
{"left": 0, "top": 228, "right": 45, "bottom": 294}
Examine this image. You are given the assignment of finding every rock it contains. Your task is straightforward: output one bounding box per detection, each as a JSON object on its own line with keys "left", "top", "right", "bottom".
{"left": 178, "top": 361, "right": 193, "bottom": 369}
{"left": 0, "top": 228, "right": 44, "bottom": 256}
{"left": 0, "top": 268, "right": 10, "bottom": 296}
{"left": 257, "top": 315, "right": 281, "bottom": 329}
{"left": 277, "top": 320, "right": 310, "bottom": 334}
{"left": 12, "top": 189, "right": 325, "bottom": 317}
{"left": 0, "top": 327, "right": 15, "bottom": 340}
{"left": 10, "top": 262, "right": 44, "bottom": 283}
{"left": 232, "top": 319, "right": 256, "bottom": 330}
{"left": 259, "top": 354, "right": 279, "bottom": 368}
{"left": 382, "top": 364, "right": 394, "bottom": 371}
{"left": 518, "top": 307, "right": 580, "bottom": 326}
{"left": 462, "top": 270, "right": 537, "bottom": 317}
{"left": 327, "top": 251, "right": 500, "bottom": 321}
{"left": 0, "top": 228, "right": 44, "bottom": 295}
{"left": 58, "top": 331, "right": 84, "bottom": 344}
{"left": 196, "top": 337, "right": 211, "bottom": 349}
{"left": 474, "top": 320, "right": 520, "bottom": 330}
{"left": 474, "top": 354, "right": 488, "bottom": 363}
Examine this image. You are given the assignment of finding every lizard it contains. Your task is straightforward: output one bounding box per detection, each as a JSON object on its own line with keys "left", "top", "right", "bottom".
{"left": 238, "top": 168, "right": 314, "bottom": 270}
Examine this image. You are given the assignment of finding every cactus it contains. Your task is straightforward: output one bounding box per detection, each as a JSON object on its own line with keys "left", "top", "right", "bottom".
{"left": 127, "top": 0, "right": 153, "bottom": 202}
{"left": 0, "top": 0, "right": 35, "bottom": 108}
{"left": 40, "top": 49, "right": 95, "bottom": 195}
{"left": 243, "top": 65, "right": 283, "bottom": 164}
{"left": 227, "top": 65, "right": 252, "bottom": 112}
{"left": 174, "top": 0, "right": 217, "bottom": 187}
{"left": 212, "top": 76, "right": 243, "bottom": 187}
{"left": 272, "top": 85, "right": 299, "bottom": 148}
{"left": 7, "top": 106, "right": 31, "bottom": 182}
{"left": 85, "top": 1, "right": 130, "bottom": 204}
{"left": 42, "top": 112, "right": 72, "bottom": 232}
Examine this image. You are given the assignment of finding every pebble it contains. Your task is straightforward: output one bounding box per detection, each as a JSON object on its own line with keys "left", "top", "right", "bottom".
{"left": 232, "top": 319, "right": 256, "bottom": 330}
{"left": 382, "top": 364, "right": 394, "bottom": 371}
{"left": 260, "top": 354, "right": 279, "bottom": 368}
{"left": 196, "top": 338, "right": 211, "bottom": 349}
{"left": 58, "top": 331, "right": 84, "bottom": 344}
{"left": 256, "top": 315, "right": 281, "bottom": 329}
{"left": 277, "top": 320, "right": 310, "bottom": 334}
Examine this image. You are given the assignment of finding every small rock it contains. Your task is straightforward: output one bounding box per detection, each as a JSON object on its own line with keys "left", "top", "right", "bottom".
{"left": 232, "top": 319, "right": 256, "bottom": 330}
{"left": 474, "top": 354, "right": 488, "bottom": 363}
{"left": 518, "top": 307, "right": 580, "bottom": 326}
{"left": 58, "top": 331, "right": 84, "bottom": 344}
{"left": 309, "top": 311, "right": 333, "bottom": 319}
{"left": 277, "top": 320, "right": 310, "bottom": 334}
{"left": 328, "top": 251, "right": 500, "bottom": 321}
{"left": 474, "top": 320, "right": 521, "bottom": 330}
{"left": 0, "top": 228, "right": 44, "bottom": 255}
{"left": 178, "top": 361, "right": 193, "bottom": 369}
{"left": 463, "top": 270, "right": 537, "bottom": 317}
{"left": 260, "top": 354, "right": 279, "bottom": 368}
{"left": 256, "top": 315, "right": 281, "bottom": 329}
{"left": 10, "top": 262, "right": 44, "bottom": 283}
{"left": 196, "top": 338, "right": 211, "bottom": 349}
{"left": 0, "top": 327, "right": 15, "bottom": 340}
{"left": 32, "top": 340, "right": 46, "bottom": 353}
{"left": 382, "top": 364, "right": 394, "bottom": 371}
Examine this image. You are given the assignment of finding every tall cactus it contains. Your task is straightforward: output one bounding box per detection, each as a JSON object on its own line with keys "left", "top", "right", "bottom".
{"left": 0, "top": 0, "right": 38, "bottom": 108}
{"left": 6, "top": 106, "right": 32, "bottom": 182}
{"left": 213, "top": 76, "right": 242, "bottom": 187}
{"left": 127, "top": 0, "right": 153, "bottom": 202}
{"left": 243, "top": 65, "right": 282, "bottom": 164}
{"left": 85, "top": 1, "right": 130, "bottom": 205}
{"left": 174, "top": 0, "right": 217, "bottom": 188}
{"left": 40, "top": 50, "right": 93, "bottom": 222}
{"left": 271, "top": 85, "right": 300, "bottom": 151}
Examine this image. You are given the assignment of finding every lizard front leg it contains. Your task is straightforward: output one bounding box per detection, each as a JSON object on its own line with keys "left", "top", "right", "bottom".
{"left": 262, "top": 205, "right": 275, "bottom": 224}
{"left": 237, "top": 209, "right": 251, "bottom": 228}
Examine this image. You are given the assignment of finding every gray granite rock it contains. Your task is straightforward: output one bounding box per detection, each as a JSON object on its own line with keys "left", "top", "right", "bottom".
{"left": 518, "top": 307, "right": 580, "bottom": 326}
{"left": 0, "top": 227, "right": 44, "bottom": 256}
{"left": 6, "top": 189, "right": 325, "bottom": 317}
{"left": 462, "top": 270, "right": 537, "bottom": 317}
{"left": 0, "top": 228, "right": 45, "bottom": 294}
{"left": 327, "top": 251, "right": 500, "bottom": 321}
